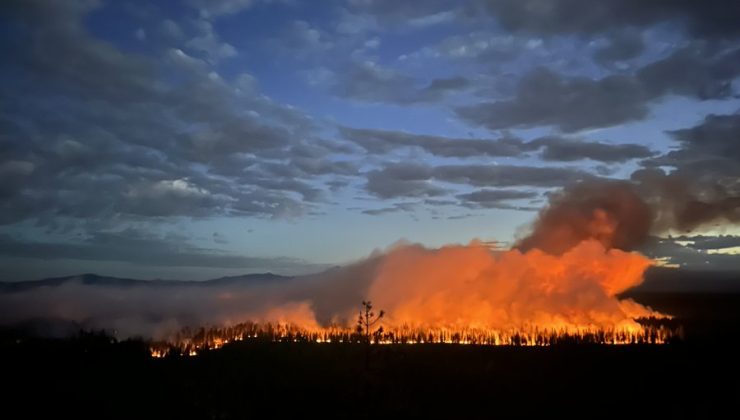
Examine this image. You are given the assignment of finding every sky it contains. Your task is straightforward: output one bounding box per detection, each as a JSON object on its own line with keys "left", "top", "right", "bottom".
{"left": 0, "top": 0, "right": 739, "bottom": 281}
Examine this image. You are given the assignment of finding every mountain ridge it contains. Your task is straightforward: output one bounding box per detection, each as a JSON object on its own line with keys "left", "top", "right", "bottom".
{"left": 0, "top": 272, "right": 294, "bottom": 292}
{"left": 3, "top": 267, "right": 740, "bottom": 293}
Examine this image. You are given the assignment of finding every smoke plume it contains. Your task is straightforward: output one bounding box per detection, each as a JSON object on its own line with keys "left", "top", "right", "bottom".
{"left": 516, "top": 182, "right": 651, "bottom": 254}
{"left": 517, "top": 170, "right": 740, "bottom": 254}
{"left": 632, "top": 168, "right": 740, "bottom": 233}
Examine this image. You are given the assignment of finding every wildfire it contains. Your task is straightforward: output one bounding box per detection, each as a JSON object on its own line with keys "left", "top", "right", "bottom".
{"left": 366, "top": 239, "right": 659, "bottom": 333}
{"left": 149, "top": 320, "right": 678, "bottom": 357}
{"left": 149, "top": 238, "right": 680, "bottom": 358}
{"left": 146, "top": 181, "right": 701, "bottom": 359}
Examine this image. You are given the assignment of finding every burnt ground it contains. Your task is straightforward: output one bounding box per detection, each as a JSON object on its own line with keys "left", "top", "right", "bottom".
{"left": 2, "top": 292, "right": 740, "bottom": 419}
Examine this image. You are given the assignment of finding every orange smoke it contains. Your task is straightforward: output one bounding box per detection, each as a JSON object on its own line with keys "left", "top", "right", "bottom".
{"left": 145, "top": 237, "right": 672, "bottom": 354}
{"left": 367, "top": 239, "right": 657, "bottom": 333}
{"left": 151, "top": 239, "right": 670, "bottom": 355}
{"left": 516, "top": 182, "right": 652, "bottom": 254}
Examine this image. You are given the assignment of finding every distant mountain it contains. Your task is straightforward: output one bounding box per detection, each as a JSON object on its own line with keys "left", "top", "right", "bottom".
{"left": 0, "top": 272, "right": 294, "bottom": 293}
{"left": 4, "top": 267, "right": 740, "bottom": 294}
{"left": 207, "top": 272, "right": 293, "bottom": 286}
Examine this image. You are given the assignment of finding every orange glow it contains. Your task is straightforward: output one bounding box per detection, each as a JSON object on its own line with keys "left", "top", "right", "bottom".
{"left": 149, "top": 320, "right": 676, "bottom": 357}
{"left": 149, "top": 239, "right": 677, "bottom": 357}
{"left": 368, "top": 239, "right": 657, "bottom": 333}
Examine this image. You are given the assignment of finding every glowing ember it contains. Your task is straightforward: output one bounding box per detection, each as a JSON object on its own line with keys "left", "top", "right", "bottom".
{"left": 149, "top": 320, "right": 678, "bottom": 357}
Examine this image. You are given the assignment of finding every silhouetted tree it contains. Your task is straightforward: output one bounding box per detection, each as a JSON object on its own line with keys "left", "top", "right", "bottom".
{"left": 357, "top": 300, "right": 384, "bottom": 369}
{"left": 357, "top": 300, "right": 384, "bottom": 343}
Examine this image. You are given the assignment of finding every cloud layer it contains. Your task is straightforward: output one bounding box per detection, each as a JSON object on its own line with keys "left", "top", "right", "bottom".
{"left": 0, "top": 0, "right": 738, "bottom": 278}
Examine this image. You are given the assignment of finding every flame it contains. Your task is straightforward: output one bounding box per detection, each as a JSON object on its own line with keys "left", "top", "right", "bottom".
{"left": 149, "top": 321, "right": 677, "bottom": 357}
{"left": 149, "top": 239, "right": 677, "bottom": 357}
{"left": 367, "top": 239, "right": 655, "bottom": 333}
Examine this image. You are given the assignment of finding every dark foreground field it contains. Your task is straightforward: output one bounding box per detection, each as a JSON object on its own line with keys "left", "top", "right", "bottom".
{"left": 3, "top": 292, "right": 740, "bottom": 419}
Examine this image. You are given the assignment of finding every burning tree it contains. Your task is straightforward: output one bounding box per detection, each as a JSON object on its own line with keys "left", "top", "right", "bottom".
{"left": 357, "top": 300, "right": 384, "bottom": 344}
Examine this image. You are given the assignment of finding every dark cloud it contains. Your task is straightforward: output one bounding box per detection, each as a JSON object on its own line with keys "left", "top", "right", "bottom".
{"left": 636, "top": 113, "right": 740, "bottom": 233}
{"left": 329, "top": 60, "right": 469, "bottom": 104}
{"left": 187, "top": 0, "right": 258, "bottom": 18}
{"left": 290, "top": 157, "right": 359, "bottom": 176}
{"left": 456, "top": 189, "right": 539, "bottom": 209}
{"left": 229, "top": 190, "right": 307, "bottom": 219}
{"left": 184, "top": 18, "right": 238, "bottom": 63}
{"left": 340, "top": 126, "right": 531, "bottom": 157}
{"left": 632, "top": 168, "right": 740, "bottom": 234}
{"left": 593, "top": 30, "right": 645, "bottom": 65}
{"left": 637, "top": 45, "right": 740, "bottom": 100}
{"left": 267, "top": 20, "right": 334, "bottom": 58}
{"left": 433, "top": 164, "right": 596, "bottom": 188}
{"left": 456, "top": 68, "right": 648, "bottom": 132}
{"left": 362, "top": 207, "right": 400, "bottom": 216}
{"left": 0, "top": 230, "right": 317, "bottom": 271}
{"left": 341, "top": 0, "right": 456, "bottom": 29}
{"left": 404, "top": 32, "right": 535, "bottom": 64}
{"left": 673, "top": 235, "right": 740, "bottom": 251}
{"left": 342, "top": 127, "right": 654, "bottom": 163}
{"left": 365, "top": 162, "right": 595, "bottom": 199}
{"left": 361, "top": 202, "right": 417, "bottom": 216}
{"left": 341, "top": 1, "right": 740, "bottom": 129}
{"left": 0, "top": 0, "right": 346, "bottom": 228}
{"left": 424, "top": 199, "right": 458, "bottom": 206}
{"left": 347, "top": 0, "right": 740, "bottom": 42}
{"left": 213, "top": 232, "right": 230, "bottom": 245}
{"left": 669, "top": 113, "right": 740, "bottom": 161}
{"left": 641, "top": 236, "right": 740, "bottom": 272}
{"left": 476, "top": 0, "right": 740, "bottom": 40}
{"left": 423, "top": 76, "right": 471, "bottom": 93}
{"left": 457, "top": 46, "right": 740, "bottom": 132}
{"left": 532, "top": 136, "right": 655, "bottom": 162}
{"left": 330, "top": 60, "right": 414, "bottom": 103}
{"left": 366, "top": 164, "right": 447, "bottom": 199}
{"left": 1, "top": 0, "right": 738, "bottom": 280}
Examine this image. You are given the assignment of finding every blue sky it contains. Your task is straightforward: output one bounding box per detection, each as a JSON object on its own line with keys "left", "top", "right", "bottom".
{"left": 1, "top": 0, "right": 739, "bottom": 280}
